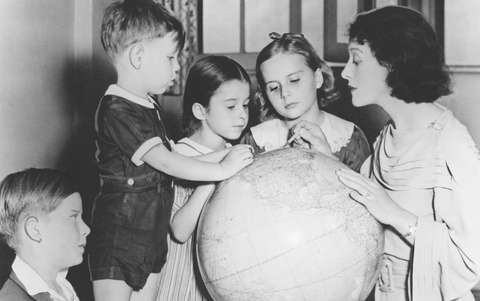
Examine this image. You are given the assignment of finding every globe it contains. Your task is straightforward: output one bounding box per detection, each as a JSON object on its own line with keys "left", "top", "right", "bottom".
{"left": 196, "top": 147, "right": 384, "bottom": 301}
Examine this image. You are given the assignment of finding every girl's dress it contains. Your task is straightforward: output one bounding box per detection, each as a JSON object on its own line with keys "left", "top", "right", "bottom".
{"left": 241, "top": 112, "right": 370, "bottom": 172}
{"left": 365, "top": 104, "right": 480, "bottom": 301}
{"left": 157, "top": 138, "right": 215, "bottom": 301}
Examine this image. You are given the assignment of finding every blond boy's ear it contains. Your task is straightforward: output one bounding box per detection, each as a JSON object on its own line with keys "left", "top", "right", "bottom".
{"left": 314, "top": 68, "right": 324, "bottom": 89}
{"left": 129, "top": 43, "right": 144, "bottom": 70}
{"left": 192, "top": 103, "right": 207, "bottom": 120}
{"left": 24, "top": 216, "right": 42, "bottom": 243}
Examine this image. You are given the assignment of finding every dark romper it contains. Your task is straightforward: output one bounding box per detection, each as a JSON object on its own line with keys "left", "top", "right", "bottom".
{"left": 88, "top": 93, "right": 174, "bottom": 290}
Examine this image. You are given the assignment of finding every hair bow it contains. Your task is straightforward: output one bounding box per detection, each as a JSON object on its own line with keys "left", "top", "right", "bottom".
{"left": 269, "top": 32, "right": 305, "bottom": 41}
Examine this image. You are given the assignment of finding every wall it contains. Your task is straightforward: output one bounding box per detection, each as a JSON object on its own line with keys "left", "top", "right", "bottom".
{"left": 439, "top": 71, "right": 480, "bottom": 145}
{"left": 0, "top": 1, "right": 75, "bottom": 178}
{"left": 0, "top": 1, "right": 99, "bottom": 300}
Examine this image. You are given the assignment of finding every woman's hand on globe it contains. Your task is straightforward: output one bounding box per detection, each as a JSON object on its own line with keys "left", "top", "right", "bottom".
{"left": 336, "top": 168, "right": 411, "bottom": 228}
{"left": 290, "top": 121, "right": 336, "bottom": 159}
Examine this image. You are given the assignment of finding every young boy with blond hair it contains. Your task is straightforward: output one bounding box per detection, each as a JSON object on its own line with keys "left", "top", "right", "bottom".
{"left": 89, "top": 1, "right": 254, "bottom": 300}
{"left": 0, "top": 168, "right": 90, "bottom": 301}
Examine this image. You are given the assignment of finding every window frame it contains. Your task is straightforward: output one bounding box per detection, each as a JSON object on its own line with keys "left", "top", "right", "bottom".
{"left": 198, "top": 0, "right": 480, "bottom": 72}
{"left": 197, "top": 0, "right": 305, "bottom": 73}
{"left": 324, "top": 0, "right": 444, "bottom": 63}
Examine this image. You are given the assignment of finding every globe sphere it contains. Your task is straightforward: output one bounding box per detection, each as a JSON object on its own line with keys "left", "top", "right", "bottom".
{"left": 197, "top": 147, "right": 384, "bottom": 301}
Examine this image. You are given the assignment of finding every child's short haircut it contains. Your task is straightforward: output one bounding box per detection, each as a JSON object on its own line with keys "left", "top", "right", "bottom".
{"left": 101, "top": 0, "right": 186, "bottom": 63}
{"left": 0, "top": 168, "right": 78, "bottom": 250}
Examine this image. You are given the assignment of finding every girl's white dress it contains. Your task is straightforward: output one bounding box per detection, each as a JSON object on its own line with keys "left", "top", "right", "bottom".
{"left": 240, "top": 112, "right": 370, "bottom": 172}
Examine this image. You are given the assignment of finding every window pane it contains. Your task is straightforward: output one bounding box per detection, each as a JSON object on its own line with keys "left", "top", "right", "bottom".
{"left": 302, "top": 0, "right": 324, "bottom": 57}
{"left": 375, "top": 0, "right": 399, "bottom": 8}
{"left": 245, "top": 0, "right": 289, "bottom": 53}
{"left": 337, "top": 0, "right": 357, "bottom": 43}
{"left": 203, "top": 0, "right": 240, "bottom": 53}
{"left": 445, "top": 0, "right": 480, "bottom": 65}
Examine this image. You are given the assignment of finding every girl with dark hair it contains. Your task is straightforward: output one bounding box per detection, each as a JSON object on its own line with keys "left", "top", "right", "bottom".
{"left": 328, "top": 6, "right": 480, "bottom": 301}
{"left": 241, "top": 32, "right": 370, "bottom": 172}
{"left": 156, "top": 55, "right": 251, "bottom": 301}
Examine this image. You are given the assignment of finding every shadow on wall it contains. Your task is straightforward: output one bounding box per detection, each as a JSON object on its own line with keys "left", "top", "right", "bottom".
{"left": 66, "top": 49, "right": 118, "bottom": 301}
{"left": 66, "top": 53, "right": 110, "bottom": 301}
{"left": 0, "top": 52, "right": 101, "bottom": 301}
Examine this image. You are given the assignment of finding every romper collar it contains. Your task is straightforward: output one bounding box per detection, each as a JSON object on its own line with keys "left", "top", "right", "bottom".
{"left": 105, "top": 85, "right": 157, "bottom": 109}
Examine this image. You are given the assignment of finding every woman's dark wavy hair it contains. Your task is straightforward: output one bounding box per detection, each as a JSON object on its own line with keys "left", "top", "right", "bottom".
{"left": 347, "top": 6, "right": 452, "bottom": 103}
{"left": 255, "top": 33, "right": 340, "bottom": 122}
{"left": 101, "top": 0, "right": 186, "bottom": 63}
{"left": 182, "top": 56, "right": 251, "bottom": 137}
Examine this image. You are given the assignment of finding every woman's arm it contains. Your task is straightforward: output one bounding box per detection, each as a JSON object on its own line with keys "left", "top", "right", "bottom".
{"left": 335, "top": 167, "right": 418, "bottom": 244}
{"left": 412, "top": 132, "right": 480, "bottom": 300}
{"left": 338, "top": 129, "right": 480, "bottom": 299}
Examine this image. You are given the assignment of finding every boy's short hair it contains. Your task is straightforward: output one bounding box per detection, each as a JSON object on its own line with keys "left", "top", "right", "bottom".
{"left": 0, "top": 168, "right": 78, "bottom": 250}
{"left": 101, "top": 0, "right": 186, "bottom": 63}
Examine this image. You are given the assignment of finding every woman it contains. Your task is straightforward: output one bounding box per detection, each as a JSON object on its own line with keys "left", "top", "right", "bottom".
{"left": 293, "top": 6, "right": 480, "bottom": 301}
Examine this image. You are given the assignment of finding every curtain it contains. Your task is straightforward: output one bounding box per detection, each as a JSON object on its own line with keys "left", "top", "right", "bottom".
{"left": 161, "top": 0, "right": 198, "bottom": 96}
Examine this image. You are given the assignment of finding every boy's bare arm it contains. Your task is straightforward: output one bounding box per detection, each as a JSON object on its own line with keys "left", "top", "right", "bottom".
{"left": 191, "top": 148, "right": 231, "bottom": 163}
{"left": 141, "top": 143, "right": 253, "bottom": 181}
{"left": 193, "top": 144, "right": 256, "bottom": 162}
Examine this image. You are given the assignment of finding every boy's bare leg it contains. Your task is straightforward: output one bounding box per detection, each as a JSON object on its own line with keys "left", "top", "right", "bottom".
{"left": 93, "top": 279, "right": 133, "bottom": 301}
{"left": 131, "top": 273, "right": 160, "bottom": 301}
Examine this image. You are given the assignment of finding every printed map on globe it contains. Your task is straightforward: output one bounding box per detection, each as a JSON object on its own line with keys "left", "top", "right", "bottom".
{"left": 197, "top": 147, "right": 384, "bottom": 301}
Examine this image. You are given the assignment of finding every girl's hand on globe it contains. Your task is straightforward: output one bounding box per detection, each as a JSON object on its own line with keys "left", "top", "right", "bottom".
{"left": 336, "top": 168, "right": 414, "bottom": 230}
{"left": 220, "top": 144, "right": 254, "bottom": 177}
{"left": 290, "top": 121, "right": 336, "bottom": 159}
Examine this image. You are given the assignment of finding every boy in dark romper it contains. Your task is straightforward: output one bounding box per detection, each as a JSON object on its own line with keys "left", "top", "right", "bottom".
{"left": 88, "top": 1, "right": 254, "bottom": 300}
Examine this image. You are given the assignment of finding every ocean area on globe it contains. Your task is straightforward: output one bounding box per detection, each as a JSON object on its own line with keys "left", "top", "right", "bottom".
{"left": 196, "top": 147, "right": 385, "bottom": 301}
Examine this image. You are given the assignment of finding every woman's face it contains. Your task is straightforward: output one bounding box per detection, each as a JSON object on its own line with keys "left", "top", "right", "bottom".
{"left": 341, "top": 41, "right": 391, "bottom": 107}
